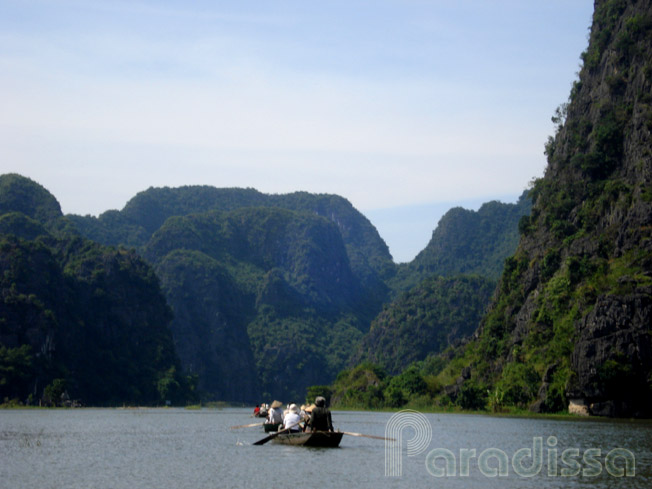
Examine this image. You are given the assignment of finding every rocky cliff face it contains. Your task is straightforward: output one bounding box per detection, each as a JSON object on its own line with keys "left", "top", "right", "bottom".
{"left": 533, "top": 0, "right": 652, "bottom": 416}
{"left": 448, "top": 0, "right": 652, "bottom": 417}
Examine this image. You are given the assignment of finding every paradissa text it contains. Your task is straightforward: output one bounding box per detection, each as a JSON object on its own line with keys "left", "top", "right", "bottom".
{"left": 425, "top": 436, "right": 635, "bottom": 478}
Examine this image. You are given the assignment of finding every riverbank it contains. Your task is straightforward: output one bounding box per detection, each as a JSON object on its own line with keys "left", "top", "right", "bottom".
{"left": 4, "top": 399, "right": 650, "bottom": 423}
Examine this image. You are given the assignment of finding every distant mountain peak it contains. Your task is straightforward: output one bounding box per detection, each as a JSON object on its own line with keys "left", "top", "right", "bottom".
{"left": 0, "top": 173, "right": 62, "bottom": 224}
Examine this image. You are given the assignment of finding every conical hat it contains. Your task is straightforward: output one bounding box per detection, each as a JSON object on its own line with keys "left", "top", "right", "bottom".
{"left": 270, "top": 400, "right": 283, "bottom": 409}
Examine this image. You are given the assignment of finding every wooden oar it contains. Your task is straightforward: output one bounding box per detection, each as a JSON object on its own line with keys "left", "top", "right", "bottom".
{"left": 230, "top": 421, "right": 264, "bottom": 430}
{"left": 253, "top": 420, "right": 302, "bottom": 445}
{"left": 340, "top": 431, "right": 396, "bottom": 441}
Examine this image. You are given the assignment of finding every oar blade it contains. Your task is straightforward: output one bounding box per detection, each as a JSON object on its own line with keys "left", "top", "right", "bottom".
{"left": 253, "top": 434, "right": 274, "bottom": 445}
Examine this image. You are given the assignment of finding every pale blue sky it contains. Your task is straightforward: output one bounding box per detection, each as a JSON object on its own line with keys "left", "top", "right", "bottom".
{"left": 1, "top": 0, "right": 594, "bottom": 262}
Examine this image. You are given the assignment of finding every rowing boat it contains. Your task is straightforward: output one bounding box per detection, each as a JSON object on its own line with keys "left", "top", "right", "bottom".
{"left": 270, "top": 431, "right": 343, "bottom": 447}
{"left": 263, "top": 422, "right": 281, "bottom": 432}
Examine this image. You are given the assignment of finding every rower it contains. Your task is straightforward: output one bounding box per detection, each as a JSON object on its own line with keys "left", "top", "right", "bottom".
{"left": 308, "top": 396, "right": 334, "bottom": 432}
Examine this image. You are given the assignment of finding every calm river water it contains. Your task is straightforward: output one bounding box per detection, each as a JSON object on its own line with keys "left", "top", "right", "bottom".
{"left": 1, "top": 408, "right": 651, "bottom": 488}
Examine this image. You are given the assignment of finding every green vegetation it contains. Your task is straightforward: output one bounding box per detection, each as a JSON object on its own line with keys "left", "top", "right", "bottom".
{"left": 70, "top": 186, "right": 394, "bottom": 290}
{"left": 0, "top": 175, "right": 196, "bottom": 407}
{"left": 143, "top": 205, "right": 372, "bottom": 401}
{"left": 2, "top": 171, "right": 535, "bottom": 406}
{"left": 392, "top": 192, "right": 531, "bottom": 291}
{"left": 305, "top": 385, "right": 332, "bottom": 405}
{"left": 330, "top": 362, "right": 387, "bottom": 409}
{"left": 3, "top": 0, "right": 652, "bottom": 418}
{"left": 0, "top": 345, "right": 34, "bottom": 402}
{"left": 66, "top": 185, "right": 403, "bottom": 402}
{"left": 580, "top": 0, "right": 628, "bottom": 70}
{"left": 355, "top": 275, "right": 495, "bottom": 374}
{"left": 0, "top": 174, "right": 62, "bottom": 225}
{"left": 418, "top": 0, "right": 652, "bottom": 417}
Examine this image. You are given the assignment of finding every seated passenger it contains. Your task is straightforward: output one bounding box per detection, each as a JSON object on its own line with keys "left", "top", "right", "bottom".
{"left": 266, "top": 400, "right": 284, "bottom": 425}
{"left": 282, "top": 404, "right": 302, "bottom": 432}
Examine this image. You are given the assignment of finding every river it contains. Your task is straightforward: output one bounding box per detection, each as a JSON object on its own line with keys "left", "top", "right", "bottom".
{"left": 1, "top": 408, "right": 651, "bottom": 488}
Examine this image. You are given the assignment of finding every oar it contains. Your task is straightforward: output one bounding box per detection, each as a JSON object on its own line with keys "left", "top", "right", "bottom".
{"left": 253, "top": 420, "right": 302, "bottom": 445}
{"left": 340, "top": 431, "right": 396, "bottom": 441}
{"left": 230, "top": 421, "right": 265, "bottom": 430}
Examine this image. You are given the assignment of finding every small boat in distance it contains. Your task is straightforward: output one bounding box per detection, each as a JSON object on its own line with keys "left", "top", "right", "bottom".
{"left": 254, "top": 402, "right": 270, "bottom": 418}
{"left": 270, "top": 431, "right": 343, "bottom": 448}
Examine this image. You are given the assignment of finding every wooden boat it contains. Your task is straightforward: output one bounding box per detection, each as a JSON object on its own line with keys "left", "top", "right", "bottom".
{"left": 270, "top": 431, "right": 343, "bottom": 447}
{"left": 263, "top": 422, "right": 281, "bottom": 432}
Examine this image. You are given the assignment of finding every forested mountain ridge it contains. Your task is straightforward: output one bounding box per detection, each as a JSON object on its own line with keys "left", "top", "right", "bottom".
{"left": 67, "top": 183, "right": 529, "bottom": 401}
{"left": 389, "top": 193, "right": 531, "bottom": 292}
{"left": 69, "top": 186, "right": 394, "bottom": 285}
{"left": 0, "top": 173, "right": 62, "bottom": 224}
{"left": 438, "top": 0, "right": 652, "bottom": 417}
{"left": 409, "top": 192, "right": 531, "bottom": 281}
{"left": 0, "top": 174, "right": 194, "bottom": 406}
{"left": 142, "top": 206, "right": 370, "bottom": 400}
{"left": 69, "top": 186, "right": 396, "bottom": 401}
{"left": 1, "top": 171, "right": 529, "bottom": 404}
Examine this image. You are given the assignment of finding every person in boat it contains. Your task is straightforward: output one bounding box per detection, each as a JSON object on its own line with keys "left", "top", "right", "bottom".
{"left": 253, "top": 404, "right": 260, "bottom": 416}
{"left": 266, "top": 400, "right": 284, "bottom": 425}
{"left": 308, "top": 396, "right": 334, "bottom": 432}
{"left": 282, "top": 404, "right": 303, "bottom": 433}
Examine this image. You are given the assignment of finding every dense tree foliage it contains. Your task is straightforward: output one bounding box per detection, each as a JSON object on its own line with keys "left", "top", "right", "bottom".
{"left": 69, "top": 186, "right": 394, "bottom": 290}
{"left": 66, "top": 186, "right": 401, "bottom": 401}
{"left": 0, "top": 174, "right": 62, "bottom": 224}
{"left": 353, "top": 275, "right": 495, "bottom": 374}
{"left": 391, "top": 193, "right": 531, "bottom": 292}
{"left": 328, "top": 356, "right": 453, "bottom": 410}
{"left": 143, "top": 207, "right": 367, "bottom": 401}
{"left": 2, "top": 171, "right": 529, "bottom": 405}
{"left": 0, "top": 175, "right": 195, "bottom": 406}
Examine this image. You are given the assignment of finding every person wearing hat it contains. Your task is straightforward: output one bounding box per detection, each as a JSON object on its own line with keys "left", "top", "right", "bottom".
{"left": 302, "top": 404, "right": 315, "bottom": 423}
{"left": 282, "top": 404, "right": 302, "bottom": 433}
{"left": 266, "top": 400, "right": 284, "bottom": 425}
{"left": 308, "top": 396, "right": 334, "bottom": 432}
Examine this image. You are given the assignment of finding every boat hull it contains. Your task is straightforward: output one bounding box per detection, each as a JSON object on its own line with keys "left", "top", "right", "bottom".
{"left": 271, "top": 431, "right": 343, "bottom": 447}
